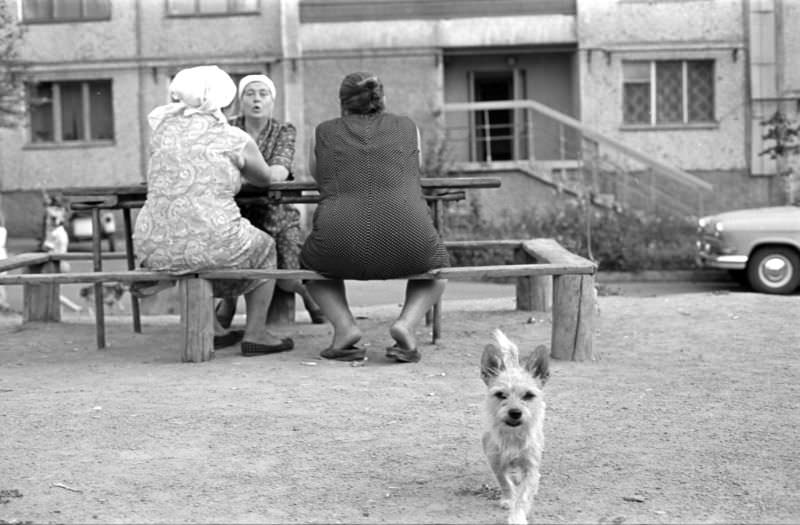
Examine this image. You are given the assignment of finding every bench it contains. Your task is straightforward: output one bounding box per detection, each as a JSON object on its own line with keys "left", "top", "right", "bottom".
{"left": 0, "top": 238, "right": 597, "bottom": 363}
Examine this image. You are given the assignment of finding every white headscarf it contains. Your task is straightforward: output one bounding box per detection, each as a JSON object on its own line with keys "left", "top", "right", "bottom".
{"left": 237, "top": 74, "right": 276, "bottom": 100}
{"left": 147, "top": 65, "right": 237, "bottom": 129}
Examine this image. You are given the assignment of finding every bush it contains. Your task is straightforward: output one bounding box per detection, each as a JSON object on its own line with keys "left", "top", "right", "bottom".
{"left": 444, "top": 201, "right": 698, "bottom": 272}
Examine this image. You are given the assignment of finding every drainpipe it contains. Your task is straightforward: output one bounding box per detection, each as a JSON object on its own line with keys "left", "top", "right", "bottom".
{"left": 135, "top": 0, "right": 146, "bottom": 182}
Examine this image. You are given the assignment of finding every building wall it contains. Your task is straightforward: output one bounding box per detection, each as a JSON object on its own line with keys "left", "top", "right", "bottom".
{"left": 576, "top": 0, "right": 747, "bottom": 172}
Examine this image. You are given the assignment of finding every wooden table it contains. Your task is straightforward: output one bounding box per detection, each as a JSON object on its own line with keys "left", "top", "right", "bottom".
{"left": 61, "top": 176, "right": 502, "bottom": 348}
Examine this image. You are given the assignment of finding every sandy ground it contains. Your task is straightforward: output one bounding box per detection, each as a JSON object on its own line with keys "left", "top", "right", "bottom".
{"left": 0, "top": 280, "right": 799, "bottom": 524}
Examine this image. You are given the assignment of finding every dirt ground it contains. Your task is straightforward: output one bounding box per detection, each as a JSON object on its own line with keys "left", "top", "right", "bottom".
{"left": 0, "top": 282, "right": 798, "bottom": 524}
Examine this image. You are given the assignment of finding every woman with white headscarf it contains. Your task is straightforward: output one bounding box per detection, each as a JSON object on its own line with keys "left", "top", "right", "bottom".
{"left": 133, "top": 66, "right": 293, "bottom": 356}
{"left": 215, "top": 74, "right": 325, "bottom": 329}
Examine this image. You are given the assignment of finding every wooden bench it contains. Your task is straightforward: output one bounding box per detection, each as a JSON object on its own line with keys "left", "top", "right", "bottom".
{"left": 0, "top": 239, "right": 597, "bottom": 363}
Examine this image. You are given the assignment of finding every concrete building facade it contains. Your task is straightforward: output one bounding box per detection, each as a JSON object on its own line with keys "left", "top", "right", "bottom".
{"left": 1, "top": 0, "right": 797, "bottom": 235}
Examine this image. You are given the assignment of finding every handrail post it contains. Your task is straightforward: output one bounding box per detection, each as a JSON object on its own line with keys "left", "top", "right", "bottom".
{"left": 483, "top": 109, "right": 492, "bottom": 162}
{"left": 526, "top": 108, "right": 535, "bottom": 162}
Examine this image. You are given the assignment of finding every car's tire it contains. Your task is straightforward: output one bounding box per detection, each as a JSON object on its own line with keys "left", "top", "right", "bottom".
{"left": 746, "top": 246, "right": 800, "bottom": 294}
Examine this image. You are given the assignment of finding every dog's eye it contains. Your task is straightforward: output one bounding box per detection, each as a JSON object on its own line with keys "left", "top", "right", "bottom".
{"left": 494, "top": 392, "right": 507, "bottom": 400}
{"left": 523, "top": 392, "right": 536, "bottom": 401}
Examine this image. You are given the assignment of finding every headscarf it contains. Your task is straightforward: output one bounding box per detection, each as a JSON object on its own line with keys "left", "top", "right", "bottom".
{"left": 147, "top": 65, "right": 237, "bottom": 129}
{"left": 339, "top": 72, "right": 385, "bottom": 114}
{"left": 238, "top": 74, "right": 276, "bottom": 100}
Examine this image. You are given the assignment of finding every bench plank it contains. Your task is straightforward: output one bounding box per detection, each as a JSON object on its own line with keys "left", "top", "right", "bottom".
{"left": 0, "top": 253, "right": 52, "bottom": 272}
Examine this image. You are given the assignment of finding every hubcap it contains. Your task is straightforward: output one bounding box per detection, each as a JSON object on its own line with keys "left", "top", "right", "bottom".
{"left": 759, "top": 256, "right": 793, "bottom": 288}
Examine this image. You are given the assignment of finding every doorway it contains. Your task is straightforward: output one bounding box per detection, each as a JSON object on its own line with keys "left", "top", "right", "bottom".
{"left": 472, "top": 71, "right": 515, "bottom": 161}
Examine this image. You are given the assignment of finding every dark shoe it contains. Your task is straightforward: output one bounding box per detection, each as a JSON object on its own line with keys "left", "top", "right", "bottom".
{"left": 307, "top": 308, "right": 326, "bottom": 325}
{"left": 130, "top": 279, "right": 175, "bottom": 298}
{"left": 215, "top": 300, "right": 235, "bottom": 329}
{"left": 386, "top": 345, "right": 421, "bottom": 363}
{"left": 241, "top": 338, "right": 294, "bottom": 356}
{"left": 213, "top": 329, "right": 244, "bottom": 349}
{"left": 320, "top": 346, "right": 366, "bottom": 362}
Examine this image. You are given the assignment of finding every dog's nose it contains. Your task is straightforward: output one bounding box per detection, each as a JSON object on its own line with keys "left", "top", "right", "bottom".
{"left": 508, "top": 408, "right": 522, "bottom": 420}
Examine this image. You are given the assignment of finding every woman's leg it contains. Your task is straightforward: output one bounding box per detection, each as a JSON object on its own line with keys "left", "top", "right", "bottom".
{"left": 389, "top": 280, "right": 447, "bottom": 351}
{"left": 243, "top": 280, "right": 285, "bottom": 345}
{"left": 277, "top": 279, "right": 325, "bottom": 323}
{"left": 306, "top": 279, "right": 361, "bottom": 349}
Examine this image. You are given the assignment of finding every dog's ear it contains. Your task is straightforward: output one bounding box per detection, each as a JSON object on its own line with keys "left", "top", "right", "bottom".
{"left": 523, "top": 344, "right": 550, "bottom": 386}
{"left": 480, "top": 343, "right": 506, "bottom": 385}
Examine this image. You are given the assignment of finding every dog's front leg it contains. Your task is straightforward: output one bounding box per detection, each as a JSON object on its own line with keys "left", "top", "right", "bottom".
{"left": 507, "top": 469, "right": 539, "bottom": 525}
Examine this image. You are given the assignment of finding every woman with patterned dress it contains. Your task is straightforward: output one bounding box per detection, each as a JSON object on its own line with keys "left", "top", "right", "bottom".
{"left": 300, "top": 72, "right": 449, "bottom": 363}
{"left": 215, "top": 74, "right": 324, "bottom": 328}
{"left": 133, "top": 65, "right": 293, "bottom": 356}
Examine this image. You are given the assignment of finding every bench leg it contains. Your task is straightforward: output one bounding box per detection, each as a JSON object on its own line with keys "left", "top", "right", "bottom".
{"left": 122, "top": 208, "right": 141, "bottom": 333}
{"left": 550, "top": 274, "right": 595, "bottom": 361}
{"left": 514, "top": 246, "right": 552, "bottom": 312}
{"left": 266, "top": 286, "right": 295, "bottom": 324}
{"left": 431, "top": 299, "right": 441, "bottom": 343}
{"left": 23, "top": 261, "right": 61, "bottom": 323}
{"left": 91, "top": 209, "right": 106, "bottom": 349}
{"left": 179, "top": 279, "right": 214, "bottom": 363}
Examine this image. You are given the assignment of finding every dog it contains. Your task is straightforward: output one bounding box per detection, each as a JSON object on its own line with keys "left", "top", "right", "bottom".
{"left": 79, "top": 282, "right": 127, "bottom": 312}
{"left": 480, "top": 329, "right": 550, "bottom": 525}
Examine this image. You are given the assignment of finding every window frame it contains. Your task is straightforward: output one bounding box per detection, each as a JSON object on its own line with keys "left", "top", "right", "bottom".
{"left": 25, "top": 79, "right": 115, "bottom": 147}
{"left": 621, "top": 59, "right": 717, "bottom": 130}
{"left": 21, "top": 0, "right": 112, "bottom": 24}
{"left": 165, "top": 0, "right": 261, "bottom": 18}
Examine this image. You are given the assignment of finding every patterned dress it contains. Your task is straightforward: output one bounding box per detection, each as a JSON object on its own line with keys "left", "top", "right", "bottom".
{"left": 300, "top": 112, "right": 450, "bottom": 279}
{"left": 134, "top": 110, "right": 275, "bottom": 297}
{"left": 229, "top": 116, "right": 302, "bottom": 270}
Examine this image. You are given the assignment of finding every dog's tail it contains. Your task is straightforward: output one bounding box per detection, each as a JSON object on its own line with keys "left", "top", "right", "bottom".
{"left": 492, "top": 328, "right": 519, "bottom": 362}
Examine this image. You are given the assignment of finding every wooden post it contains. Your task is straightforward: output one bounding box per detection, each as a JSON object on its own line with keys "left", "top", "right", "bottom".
{"left": 122, "top": 208, "right": 141, "bottom": 333}
{"left": 267, "top": 286, "right": 295, "bottom": 324}
{"left": 551, "top": 274, "right": 595, "bottom": 361}
{"left": 23, "top": 261, "right": 61, "bottom": 323}
{"left": 179, "top": 278, "right": 214, "bottom": 363}
{"left": 513, "top": 246, "right": 551, "bottom": 312}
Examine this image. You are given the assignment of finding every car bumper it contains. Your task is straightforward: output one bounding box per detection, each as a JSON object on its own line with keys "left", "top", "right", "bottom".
{"left": 695, "top": 251, "right": 748, "bottom": 270}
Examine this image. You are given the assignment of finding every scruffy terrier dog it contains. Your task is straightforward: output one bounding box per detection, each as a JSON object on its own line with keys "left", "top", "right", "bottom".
{"left": 80, "top": 282, "right": 127, "bottom": 311}
{"left": 481, "top": 329, "right": 550, "bottom": 525}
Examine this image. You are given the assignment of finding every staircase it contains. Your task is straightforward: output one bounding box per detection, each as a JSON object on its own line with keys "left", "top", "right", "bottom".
{"left": 440, "top": 99, "right": 713, "bottom": 217}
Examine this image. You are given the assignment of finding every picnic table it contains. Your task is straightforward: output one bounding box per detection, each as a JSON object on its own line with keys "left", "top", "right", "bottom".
{"left": 60, "top": 176, "right": 502, "bottom": 344}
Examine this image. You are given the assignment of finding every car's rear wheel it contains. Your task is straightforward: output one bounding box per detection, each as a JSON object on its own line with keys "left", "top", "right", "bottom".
{"left": 746, "top": 246, "right": 800, "bottom": 294}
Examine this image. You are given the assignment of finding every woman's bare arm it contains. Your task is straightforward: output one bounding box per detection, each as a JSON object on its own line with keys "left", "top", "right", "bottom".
{"left": 240, "top": 140, "right": 275, "bottom": 186}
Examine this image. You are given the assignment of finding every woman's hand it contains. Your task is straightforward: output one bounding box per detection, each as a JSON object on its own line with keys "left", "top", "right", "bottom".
{"left": 240, "top": 140, "right": 273, "bottom": 186}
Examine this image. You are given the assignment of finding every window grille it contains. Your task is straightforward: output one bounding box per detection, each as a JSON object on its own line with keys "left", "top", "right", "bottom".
{"left": 623, "top": 59, "right": 715, "bottom": 126}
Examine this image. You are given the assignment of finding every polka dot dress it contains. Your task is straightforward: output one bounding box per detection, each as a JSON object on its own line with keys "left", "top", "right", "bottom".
{"left": 300, "top": 113, "right": 449, "bottom": 279}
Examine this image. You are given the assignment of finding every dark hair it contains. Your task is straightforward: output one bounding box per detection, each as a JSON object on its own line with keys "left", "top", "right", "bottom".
{"left": 339, "top": 72, "right": 385, "bottom": 115}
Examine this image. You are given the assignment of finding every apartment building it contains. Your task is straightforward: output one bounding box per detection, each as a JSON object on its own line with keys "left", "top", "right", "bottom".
{"left": 1, "top": 0, "right": 797, "bottom": 235}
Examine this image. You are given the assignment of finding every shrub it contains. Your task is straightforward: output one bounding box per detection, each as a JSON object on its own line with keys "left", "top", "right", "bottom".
{"left": 444, "top": 201, "right": 698, "bottom": 272}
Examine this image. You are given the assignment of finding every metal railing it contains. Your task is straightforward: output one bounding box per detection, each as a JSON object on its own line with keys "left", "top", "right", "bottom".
{"left": 441, "top": 99, "right": 713, "bottom": 217}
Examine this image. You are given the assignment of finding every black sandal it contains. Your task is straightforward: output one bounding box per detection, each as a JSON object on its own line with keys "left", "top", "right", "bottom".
{"left": 213, "top": 329, "right": 244, "bottom": 349}
{"left": 241, "top": 338, "right": 294, "bottom": 356}
{"left": 320, "top": 346, "right": 366, "bottom": 362}
{"left": 385, "top": 345, "right": 421, "bottom": 363}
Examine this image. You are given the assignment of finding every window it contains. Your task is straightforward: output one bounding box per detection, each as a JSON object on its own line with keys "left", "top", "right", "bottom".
{"left": 167, "top": 0, "right": 259, "bottom": 16}
{"left": 27, "top": 80, "right": 114, "bottom": 144}
{"left": 623, "top": 60, "right": 715, "bottom": 126}
{"left": 22, "top": 0, "right": 111, "bottom": 22}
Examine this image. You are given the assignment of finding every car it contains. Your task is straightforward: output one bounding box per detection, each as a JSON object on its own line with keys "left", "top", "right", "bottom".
{"left": 695, "top": 205, "right": 800, "bottom": 294}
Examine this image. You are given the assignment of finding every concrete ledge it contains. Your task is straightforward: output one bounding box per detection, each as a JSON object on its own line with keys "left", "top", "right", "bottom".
{"left": 598, "top": 269, "right": 732, "bottom": 283}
